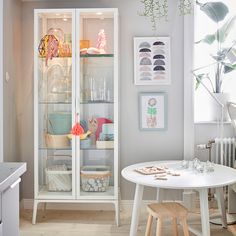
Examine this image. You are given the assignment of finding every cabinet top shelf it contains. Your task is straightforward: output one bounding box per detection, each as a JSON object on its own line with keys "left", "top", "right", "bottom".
{"left": 38, "top": 54, "right": 114, "bottom": 59}
{"left": 39, "top": 101, "right": 72, "bottom": 105}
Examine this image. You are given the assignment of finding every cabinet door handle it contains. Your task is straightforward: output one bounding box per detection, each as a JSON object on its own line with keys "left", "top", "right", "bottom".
{"left": 10, "top": 178, "right": 21, "bottom": 189}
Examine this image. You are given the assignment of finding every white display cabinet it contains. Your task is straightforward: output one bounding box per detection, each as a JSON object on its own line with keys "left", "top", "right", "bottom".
{"left": 33, "top": 8, "right": 119, "bottom": 225}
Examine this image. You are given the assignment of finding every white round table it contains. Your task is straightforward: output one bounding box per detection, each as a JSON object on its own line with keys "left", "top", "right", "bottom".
{"left": 122, "top": 161, "right": 236, "bottom": 236}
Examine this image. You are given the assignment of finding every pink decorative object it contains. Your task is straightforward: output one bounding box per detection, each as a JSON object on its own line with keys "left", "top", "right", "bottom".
{"left": 96, "top": 29, "right": 107, "bottom": 54}
{"left": 88, "top": 118, "right": 98, "bottom": 145}
{"left": 46, "top": 36, "right": 59, "bottom": 65}
{"left": 86, "top": 47, "right": 101, "bottom": 54}
{"left": 71, "top": 114, "right": 84, "bottom": 136}
{"left": 96, "top": 118, "right": 112, "bottom": 140}
{"left": 38, "top": 35, "right": 59, "bottom": 66}
{"left": 71, "top": 123, "right": 84, "bottom": 136}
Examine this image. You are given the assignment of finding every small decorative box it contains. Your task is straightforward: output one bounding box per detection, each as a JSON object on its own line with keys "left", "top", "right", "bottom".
{"left": 96, "top": 141, "right": 114, "bottom": 149}
{"left": 102, "top": 123, "right": 114, "bottom": 135}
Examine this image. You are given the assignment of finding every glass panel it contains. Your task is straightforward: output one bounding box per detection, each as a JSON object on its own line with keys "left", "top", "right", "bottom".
{"left": 79, "top": 11, "right": 115, "bottom": 197}
{"left": 36, "top": 11, "right": 74, "bottom": 198}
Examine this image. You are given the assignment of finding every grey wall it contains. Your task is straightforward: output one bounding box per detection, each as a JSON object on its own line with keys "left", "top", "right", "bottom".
{"left": 3, "top": 0, "right": 22, "bottom": 163}
{"left": 19, "top": 0, "right": 185, "bottom": 200}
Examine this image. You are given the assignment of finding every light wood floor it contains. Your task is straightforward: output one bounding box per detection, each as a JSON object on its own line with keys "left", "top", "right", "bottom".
{"left": 20, "top": 209, "right": 236, "bottom": 236}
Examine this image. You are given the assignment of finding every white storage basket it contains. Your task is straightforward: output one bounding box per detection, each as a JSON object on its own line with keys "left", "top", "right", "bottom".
{"left": 45, "top": 133, "right": 70, "bottom": 149}
{"left": 45, "top": 165, "right": 72, "bottom": 192}
{"left": 81, "top": 166, "right": 110, "bottom": 192}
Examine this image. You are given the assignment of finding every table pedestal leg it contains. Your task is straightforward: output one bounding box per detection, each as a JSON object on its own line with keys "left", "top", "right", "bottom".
{"left": 199, "top": 189, "right": 210, "bottom": 236}
{"left": 215, "top": 187, "right": 227, "bottom": 228}
{"left": 156, "top": 188, "right": 163, "bottom": 202}
{"left": 130, "top": 184, "right": 144, "bottom": 236}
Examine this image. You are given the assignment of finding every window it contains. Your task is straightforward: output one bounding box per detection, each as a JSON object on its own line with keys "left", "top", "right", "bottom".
{"left": 194, "top": 0, "right": 236, "bottom": 122}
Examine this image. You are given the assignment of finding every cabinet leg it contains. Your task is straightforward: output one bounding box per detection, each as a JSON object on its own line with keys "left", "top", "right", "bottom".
{"left": 42, "top": 202, "right": 47, "bottom": 218}
{"left": 43, "top": 202, "right": 47, "bottom": 212}
{"left": 115, "top": 200, "right": 120, "bottom": 227}
{"left": 32, "top": 200, "right": 38, "bottom": 225}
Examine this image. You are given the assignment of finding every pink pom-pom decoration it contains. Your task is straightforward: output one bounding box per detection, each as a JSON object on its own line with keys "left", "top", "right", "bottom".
{"left": 71, "top": 122, "right": 84, "bottom": 136}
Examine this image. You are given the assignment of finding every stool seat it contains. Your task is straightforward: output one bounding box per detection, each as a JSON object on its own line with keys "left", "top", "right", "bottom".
{"left": 147, "top": 202, "right": 188, "bottom": 218}
{"left": 145, "top": 202, "right": 189, "bottom": 236}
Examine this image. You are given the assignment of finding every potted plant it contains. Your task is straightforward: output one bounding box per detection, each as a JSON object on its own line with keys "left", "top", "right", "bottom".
{"left": 195, "top": 1, "right": 236, "bottom": 120}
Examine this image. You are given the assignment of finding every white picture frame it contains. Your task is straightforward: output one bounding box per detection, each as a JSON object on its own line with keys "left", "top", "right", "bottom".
{"left": 134, "top": 37, "right": 171, "bottom": 85}
{"left": 139, "top": 92, "right": 167, "bottom": 131}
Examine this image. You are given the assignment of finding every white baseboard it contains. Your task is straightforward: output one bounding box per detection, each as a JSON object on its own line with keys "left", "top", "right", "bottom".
{"left": 21, "top": 199, "right": 151, "bottom": 212}
{"left": 21, "top": 199, "right": 183, "bottom": 213}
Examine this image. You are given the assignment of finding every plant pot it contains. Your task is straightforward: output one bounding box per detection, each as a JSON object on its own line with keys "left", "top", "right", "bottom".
{"left": 209, "top": 93, "right": 231, "bottom": 121}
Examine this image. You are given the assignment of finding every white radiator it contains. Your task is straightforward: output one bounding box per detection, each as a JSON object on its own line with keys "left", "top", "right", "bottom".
{"left": 214, "top": 138, "right": 236, "bottom": 167}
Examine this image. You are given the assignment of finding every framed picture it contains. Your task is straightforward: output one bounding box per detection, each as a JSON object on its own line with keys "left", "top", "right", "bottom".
{"left": 139, "top": 92, "right": 167, "bottom": 131}
{"left": 134, "top": 37, "right": 171, "bottom": 85}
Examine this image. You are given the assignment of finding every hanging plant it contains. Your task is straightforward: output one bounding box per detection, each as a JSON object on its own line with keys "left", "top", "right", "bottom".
{"left": 179, "top": 0, "right": 192, "bottom": 15}
{"left": 139, "top": 0, "right": 168, "bottom": 31}
{"left": 139, "top": 0, "right": 193, "bottom": 30}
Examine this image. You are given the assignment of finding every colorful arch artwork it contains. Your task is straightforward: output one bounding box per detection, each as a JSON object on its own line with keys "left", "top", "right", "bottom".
{"left": 134, "top": 37, "right": 170, "bottom": 85}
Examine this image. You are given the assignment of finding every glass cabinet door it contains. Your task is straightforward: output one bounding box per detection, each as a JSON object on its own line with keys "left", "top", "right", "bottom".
{"left": 35, "top": 10, "right": 75, "bottom": 199}
{"left": 76, "top": 9, "right": 118, "bottom": 199}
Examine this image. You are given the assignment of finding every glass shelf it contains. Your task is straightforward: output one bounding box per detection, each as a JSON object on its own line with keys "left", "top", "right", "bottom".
{"left": 38, "top": 186, "right": 73, "bottom": 198}
{"left": 80, "top": 54, "right": 114, "bottom": 58}
{"left": 39, "top": 101, "right": 72, "bottom": 105}
{"left": 80, "top": 146, "right": 114, "bottom": 150}
{"left": 39, "top": 56, "right": 72, "bottom": 59}
{"left": 80, "top": 101, "right": 114, "bottom": 104}
{"left": 80, "top": 186, "right": 115, "bottom": 199}
{"left": 39, "top": 101, "right": 113, "bottom": 105}
{"left": 39, "top": 147, "right": 72, "bottom": 151}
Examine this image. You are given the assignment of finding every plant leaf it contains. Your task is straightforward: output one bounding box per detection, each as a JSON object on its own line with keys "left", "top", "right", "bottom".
{"left": 196, "top": 1, "right": 229, "bottom": 23}
{"left": 196, "top": 34, "right": 216, "bottom": 44}
{"left": 217, "top": 15, "right": 236, "bottom": 43}
{"left": 195, "top": 73, "right": 206, "bottom": 90}
{"left": 211, "top": 50, "right": 227, "bottom": 62}
{"left": 223, "top": 63, "right": 236, "bottom": 73}
{"left": 227, "top": 47, "right": 236, "bottom": 63}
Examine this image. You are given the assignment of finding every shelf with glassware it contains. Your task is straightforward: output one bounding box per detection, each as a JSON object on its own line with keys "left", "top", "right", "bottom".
{"left": 33, "top": 8, "right": 119, "bottom": 226}
{"left": 35, "top": 9, "right": 75, "bottom": 205}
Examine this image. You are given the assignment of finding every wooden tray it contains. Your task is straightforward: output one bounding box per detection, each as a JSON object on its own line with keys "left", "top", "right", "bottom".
{"left": 134, "top": 166, "right": 167, "bottom": 175}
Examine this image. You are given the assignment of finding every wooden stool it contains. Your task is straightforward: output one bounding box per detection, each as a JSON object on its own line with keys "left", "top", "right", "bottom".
{"left": 145, "top": 202, "right": 190, "bottom": 236}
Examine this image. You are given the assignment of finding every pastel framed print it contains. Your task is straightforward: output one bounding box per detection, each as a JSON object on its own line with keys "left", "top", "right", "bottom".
{"left": 139, "top": 92, "right": 167, "bottom": 131}
{"left": 134, "top": 37, "right": 171, "bottom": 85}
